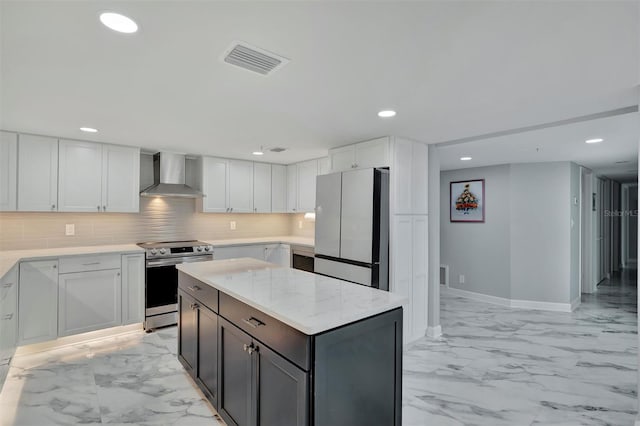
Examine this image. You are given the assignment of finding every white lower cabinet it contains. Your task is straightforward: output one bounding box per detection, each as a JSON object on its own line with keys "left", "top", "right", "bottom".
{"left": 213, "top": 244, "right": 291, "bottom": 267}
{"left": 18, "top": 260, "right": 59, "bottom": 345}
{"left": 265, "top": 244, "right": 291, "bottom": 267}
{"left": 0, "top": 266, "right": 18, "bottom": 366}
{"left": 122, "top": 254, "right": 145, "bottom": 325}
{"left": 58, "top": 269, "right": 122, "bottom": 336}
{"left": 213, "top": 245, "right": 265, "bottom": 261}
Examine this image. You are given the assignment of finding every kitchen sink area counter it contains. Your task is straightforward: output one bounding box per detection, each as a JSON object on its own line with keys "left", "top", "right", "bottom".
{"left": 176, "top": 258, "right": 404, "bottom": 426}
{"left": 0, "top": 244, "right": 143, "bottom": 277}
{"left": 203, "top": 236, "right": 314, "bottom": 248}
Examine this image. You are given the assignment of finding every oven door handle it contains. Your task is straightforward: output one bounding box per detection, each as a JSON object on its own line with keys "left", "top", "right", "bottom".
{"left": 146, "top": 255, "right": 213, "bottom": 268}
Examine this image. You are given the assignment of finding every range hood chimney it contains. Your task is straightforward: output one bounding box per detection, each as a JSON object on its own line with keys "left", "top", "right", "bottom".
{"left": 140, "top": 152, "right": 202, "bottom": 198}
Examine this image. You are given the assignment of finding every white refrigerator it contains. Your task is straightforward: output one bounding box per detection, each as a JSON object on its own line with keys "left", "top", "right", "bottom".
{"left": 314, "top": 167, "right": 389, "bottom": 290}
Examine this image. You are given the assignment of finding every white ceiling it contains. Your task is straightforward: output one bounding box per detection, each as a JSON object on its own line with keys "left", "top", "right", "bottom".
{"left": 1, "top": 1, "right": 638, "bottom": 166}
{"left": 438, "top": 111, "right": 640, "bottom": 183}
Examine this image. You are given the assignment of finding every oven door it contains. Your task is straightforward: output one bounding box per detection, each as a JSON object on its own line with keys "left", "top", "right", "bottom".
{"left": 145, "top": 255, "right": 213, "bottom": 317}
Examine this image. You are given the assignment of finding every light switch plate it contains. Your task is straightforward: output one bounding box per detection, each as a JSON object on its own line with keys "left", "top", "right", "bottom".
{"left": 230, "top": 221, "right": 236, "bottom": 230}
{"left": 65, "top": 224, "right": 75, "bottom": 236}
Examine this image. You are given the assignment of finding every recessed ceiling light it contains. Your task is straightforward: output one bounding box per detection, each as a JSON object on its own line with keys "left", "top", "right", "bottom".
{"left": 100, "top": 12, "right": 138, "bottom": 34}
{"left": 460, "top": 156, "right": 472, "bottom": 161}
{"left": 378, "top": 110, "right": 396, "bottom": 118}
{"left": 585, "top": 138, "right": 603, "bottom": 144}
{"left": 80, "top": 127, "right": 98, "bottom": 133}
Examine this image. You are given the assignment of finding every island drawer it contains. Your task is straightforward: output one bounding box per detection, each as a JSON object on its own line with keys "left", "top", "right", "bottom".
{"left": 178, "top": 273, "right": 218, "bottom": 313}
{"left": 219, "top": 292, "right": 311, "bottom": 371}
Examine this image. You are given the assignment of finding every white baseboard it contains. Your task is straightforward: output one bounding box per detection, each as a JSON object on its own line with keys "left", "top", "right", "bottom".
{"left": 442, "top": 286, "right": 511, "bottom": 307}
{"left": 510, "top": 299, "right": 572, "bottom": 313}
{"left": 426, "top": 325, "right": 442, "bottom": 339}
{"left": 443, "top": 287, "right": 573, "bottom": 313}
{"left": 571, "top": 296, "right": 581, "bottom": 311}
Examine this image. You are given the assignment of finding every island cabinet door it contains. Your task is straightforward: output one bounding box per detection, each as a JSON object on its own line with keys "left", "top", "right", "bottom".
{"left": 178, "top": 290, "right": 197, "bottom": 377}
{"left": 196, "top": 304, "right": 218, "bottom": 407}
{"left": 218, "top": 318, "right": 253, "bottom": 426}
{"left": 255, "top": 342, "right": 309, "bottom": 426}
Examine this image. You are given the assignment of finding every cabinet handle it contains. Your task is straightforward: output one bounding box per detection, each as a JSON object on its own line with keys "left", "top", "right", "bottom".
{"left": 97, "top": 205, "right": 101, "bottom": 211}
{"left": 117, "top": 272, "right": 121, "bottom": 277}
{"left": 190, "top": 303, "right": 199, "bottom": 310}
{"left": 247, "top": 345, "right": 255, "bottom": 354}
{"left": 82, "top": 262, "right": 100, "bottom": 266}
{"left": 51, "top": 204, "right": 56, "bottom": 210}
{"left": 230, "top": 207, "right": 233, "bottom": 212}
{"left": 53, "top": 265, "right": 57, "bottom": 269}
{"left": 2, "top": 313, "right": 13, "bottom": 320}
{"left": 103, "top": 205, "right": 107, "bottom": 212}
{"left": 187, "top": 285, "right": 201, "bottom": 292}
{"left": 242, "top": 317, "right": 264, "bottom": 328}
{"left": 243, "top": 343, "right": 250, "bottom": 352}
{"left": 2, "top": 282, "right": 13, "bottom": 288}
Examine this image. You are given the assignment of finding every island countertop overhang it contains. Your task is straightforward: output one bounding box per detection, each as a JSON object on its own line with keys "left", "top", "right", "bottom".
{"left": 176, "top": 258, "right": 406, "bottom": 335}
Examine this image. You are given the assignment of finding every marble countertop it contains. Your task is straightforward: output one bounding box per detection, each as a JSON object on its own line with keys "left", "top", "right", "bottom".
{"left": 176, "top": 258, "right": 405, "bottom": 335}
{"left": 0, "top": 244, "right": 143, "bottom": 278}
{"left": 204, "top": 236, "right": 314, "bottom": 248}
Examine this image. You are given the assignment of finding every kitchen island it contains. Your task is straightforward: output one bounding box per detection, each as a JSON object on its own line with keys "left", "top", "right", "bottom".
{"left": 176, "top": 258, "right": 405, "bottom": 426}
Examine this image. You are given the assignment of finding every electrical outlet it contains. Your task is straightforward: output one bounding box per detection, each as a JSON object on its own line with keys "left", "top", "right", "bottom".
{"left": 65, "top": 224, "right": 75, "bottom": 236}
{"left": 230, "top": 221, "right": 236, "bottom": 230}
{"left": 298, "top": 220, "right": 303, "bottom": 229}
{"left": 459, "top": 274, "right": 465, "bottom": 284}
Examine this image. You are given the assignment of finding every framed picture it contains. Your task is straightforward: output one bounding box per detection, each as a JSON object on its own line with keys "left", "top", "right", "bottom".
{"left": 450, "top": 179, "right": 485, "bottom": 223}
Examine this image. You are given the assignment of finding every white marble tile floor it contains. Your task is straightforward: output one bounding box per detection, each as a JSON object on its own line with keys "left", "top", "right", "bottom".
{"left": 0, "top": 268, "right": 636, "bottom": 425}
{"left": 403, "top": 268, "right": 638, "bottom": 426}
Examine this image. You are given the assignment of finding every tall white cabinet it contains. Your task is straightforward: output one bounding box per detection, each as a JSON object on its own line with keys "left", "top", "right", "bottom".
{"left": 389, "top": 138, "right": 429, "bottom": 342}
{"left": 17, "top": 134, "right": 59, "bottom": 211}
{"left": 0, "top": 132, "right": 17, "bottom": 211}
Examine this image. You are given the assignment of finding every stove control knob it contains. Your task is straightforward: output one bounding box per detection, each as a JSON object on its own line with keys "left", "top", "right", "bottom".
{"left": 159, "top": 248, "right": 167, "bottom": 255}
{"left": 150, "top": 248, "right": 157, "bottom": 255}
{"left": 196, "top": 246, "right": 203, "bottom": 252}
{"left": 204, "top": 246, "right": 211, "bottom": 252}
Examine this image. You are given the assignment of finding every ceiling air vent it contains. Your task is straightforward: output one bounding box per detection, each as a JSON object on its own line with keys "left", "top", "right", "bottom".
{"left": 270, "top": 147, "right": 286, "bottom": 153}
{"left": 223, "top": 41, "right": 289, "bottom": 75}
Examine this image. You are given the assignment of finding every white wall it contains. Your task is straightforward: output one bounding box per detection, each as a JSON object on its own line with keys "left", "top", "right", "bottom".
{"left": 510, "top": 163, "right": 571, "bottom": 304}
{"left": 630, "top": 184, "right": 638, "bottom": 261}
{"left": 441, "top": 161, "right": 579, "bottom": 307}
{"left": 440, "top": 165, "right": 511, "bottom": 299}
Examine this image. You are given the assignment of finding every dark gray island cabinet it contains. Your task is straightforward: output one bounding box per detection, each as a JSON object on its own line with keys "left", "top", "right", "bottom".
{"left": 176, "top": 259, "right": 404, "bottom": 426}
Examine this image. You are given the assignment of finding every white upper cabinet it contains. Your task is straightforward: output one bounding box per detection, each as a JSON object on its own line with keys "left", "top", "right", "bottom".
{"left": 0, "top": 132, "right": 17, "bottom": 211}
{"left": 58, "top": 140, "right": 104, "bottom": 212}
{"left": 329, "top": 146, "right": 355, "bottom": 173}
{"left": 318, "top": 157, "right": 331, "bottom": 176}
{"left": 18, "top": 134, "right": 58, "bottom": 212}
{"left": 58, "top": 140, "right": 140, "bottom": 213}
{"left": 101, "top": 145, "right": 140, "bottom": 213}
{"left": 329, "top": 137, "right": 390, "bottom": 172}
{"left": 297, "top": 159, "right": 318, "bottom": 213}
{"left": 286, "top": 164, "right": 298, "bottom": 213}
{"left": 253, "top": 163, "right": 271, "bottom": 213}
{"left": 201, "top": 157, "right": 229, "bottom": 213}
{"left": 271, "top": 164, "right": 287, "bottom": 213}
{"left": 228, "top": 160, "right": 254, "bottom": 213}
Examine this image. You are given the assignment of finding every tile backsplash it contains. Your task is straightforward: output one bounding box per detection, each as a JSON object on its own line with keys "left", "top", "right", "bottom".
{"left": 0, "top": 198, "right": 310, "bottom": 250}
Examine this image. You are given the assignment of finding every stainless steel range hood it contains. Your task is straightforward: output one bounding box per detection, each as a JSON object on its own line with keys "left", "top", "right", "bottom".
{"left": 140, "top": 152, "right": 202, "bottom": 198}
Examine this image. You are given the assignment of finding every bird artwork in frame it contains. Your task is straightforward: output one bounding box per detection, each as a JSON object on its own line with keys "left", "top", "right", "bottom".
{"left": 450, "top": 179, "right": 485, "bottom": 223}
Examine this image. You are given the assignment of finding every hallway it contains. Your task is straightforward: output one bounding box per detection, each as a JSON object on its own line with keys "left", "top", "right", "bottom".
{"left": 403, "top": 268, "right": 638, "bottom": 425}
